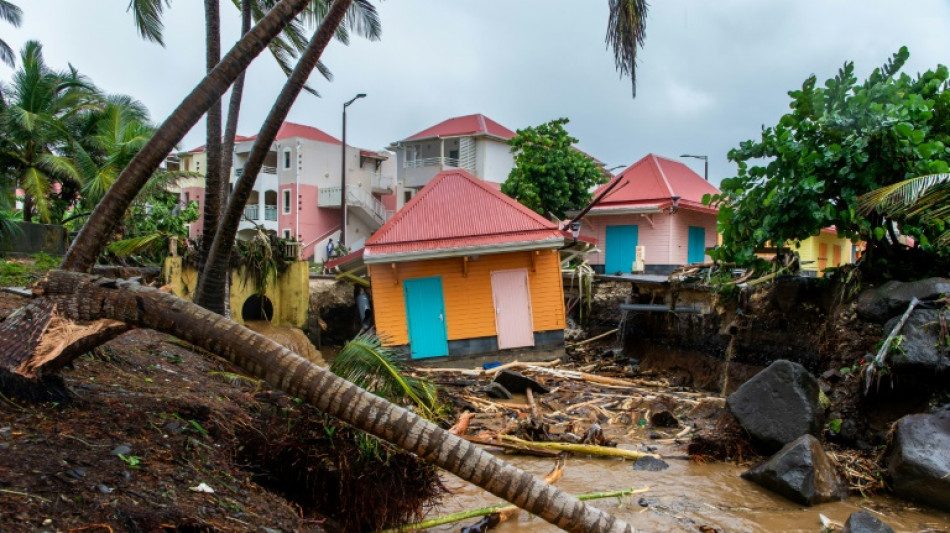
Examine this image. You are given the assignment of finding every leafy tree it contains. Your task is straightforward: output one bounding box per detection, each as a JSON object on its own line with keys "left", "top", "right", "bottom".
{"left": 106, "top": 190, "right": 199, "bottom": 264}
{"left": 706, "top": 47, "right": 950, "bottom": 270}
{"left": 858, "top": 173, "right": 950, "bottom": 249}
{"left": 501, "top": 118, "right": 607, "bottom": 219}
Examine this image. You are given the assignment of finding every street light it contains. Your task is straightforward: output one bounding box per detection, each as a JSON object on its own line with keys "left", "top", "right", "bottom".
{"left": 680, "top": 154, "right": 708, "bottom": 181}
{"left": 340, "top": 93, "right": 367, "bottom": 247}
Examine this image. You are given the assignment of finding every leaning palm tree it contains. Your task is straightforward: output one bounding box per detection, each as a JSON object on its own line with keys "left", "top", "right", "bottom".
{"left": 0, "top": 40, "right": 99, "bottom": 223}
{"left": 61, "top": 0, "right": 315, "bottom": 271}
{"left": 0, "top": 0, "right": 22, "bottom": 67}
{"left": 857, "top": 173, "right": 950, "bottom": 246}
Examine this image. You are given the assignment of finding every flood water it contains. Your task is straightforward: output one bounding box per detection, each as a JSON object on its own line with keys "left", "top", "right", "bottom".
{"left": 429, "top": 444, "right": 950, "bottom": 532}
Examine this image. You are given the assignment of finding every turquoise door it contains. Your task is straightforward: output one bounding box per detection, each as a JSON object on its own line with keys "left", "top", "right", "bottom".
{"left": 403, "top": 277, "right": 449, "bottom": 358}
{"left": 688, "top": 226, "right": 706, "bottom": 264}
{"left": 605, "top": 225, "right": 638, "bottom": 274}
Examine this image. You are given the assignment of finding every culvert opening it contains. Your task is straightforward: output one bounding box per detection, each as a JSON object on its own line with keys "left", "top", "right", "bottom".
{"left": 242, "top": 294, "right": 274, "bottom": 321}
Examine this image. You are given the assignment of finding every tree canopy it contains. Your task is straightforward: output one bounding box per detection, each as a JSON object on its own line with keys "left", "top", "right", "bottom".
{"left": 706, "top": 47, "right": 950, "bottom": 268}
{"left": 501, "top": 118, "right": 607, "bottom": 219}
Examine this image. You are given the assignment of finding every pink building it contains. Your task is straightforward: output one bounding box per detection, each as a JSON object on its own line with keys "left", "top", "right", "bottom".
{"left": 174, "top": 122, "right": 397, "bottom": 262}
{"left": 578, "top": 154, "right": 721, "bottom": 275}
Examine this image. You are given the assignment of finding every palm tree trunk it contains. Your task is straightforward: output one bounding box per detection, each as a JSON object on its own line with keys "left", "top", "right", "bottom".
{"left": 60, "top": 0, "right": 314, "bottom": 273}
{"left": 22, "top": 194, "right": 32, "bottom": 223}
{"left": 194, "top": 0, "right": 352, "bottom": 312}
{"left": 199, "top": 0, "right": 225, "bottom": 275}
{"left": 33, "top": 270, "right": 636, "bottom": 533}
{"left": 219, "top": 0, "right": 251, "bottom": 207}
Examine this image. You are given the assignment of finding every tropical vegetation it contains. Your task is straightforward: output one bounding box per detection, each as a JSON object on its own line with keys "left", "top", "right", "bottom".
{"left": 502, "top": 118, "right": 608, "bottom": 219}
{"left": 705, "top": 47, "right": 950, "bottom": 275}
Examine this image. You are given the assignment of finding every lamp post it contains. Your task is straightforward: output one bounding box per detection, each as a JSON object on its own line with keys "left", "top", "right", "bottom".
{"left": 340, "top": 93, "right": 366, "bottom": 246}
{"left": 680, "top": 153, "right": 708, "bottom": 181}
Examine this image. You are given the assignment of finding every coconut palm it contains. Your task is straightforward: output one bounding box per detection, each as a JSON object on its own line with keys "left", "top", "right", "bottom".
{"left": 0, "top": 40, "right": 98, "bottom": 223}
{"left": 61, "top": 0, "right": 315, "bottom": 271}
{"left": 0, "top": 0, "right": 22, "bottom": 68}
{"left": 607, "top": 0, "right": 648, "bottom": 96}
{"left": 858, "top": 173, "right": 950, "bottom": 247}
{"left": 69, "top": 95, "right": 155, "bottom": 208}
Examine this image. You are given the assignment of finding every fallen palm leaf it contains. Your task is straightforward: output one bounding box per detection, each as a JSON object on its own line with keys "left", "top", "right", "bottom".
{"left": 500, "top": 435, "right": 658, "bottom": 460}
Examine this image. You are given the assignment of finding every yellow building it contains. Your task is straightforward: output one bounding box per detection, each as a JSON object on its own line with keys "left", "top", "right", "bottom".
{"left": 794, "top": 228, "right": 854, "bottom": 276}
{"left": 365, "top": 170, "right": 568, "bottom": 361}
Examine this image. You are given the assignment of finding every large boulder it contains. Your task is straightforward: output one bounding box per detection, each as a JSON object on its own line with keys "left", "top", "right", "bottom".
{"left": 883, "top": 309, "right": 950, "bottom": 375}
{"left": 842, "top": 510, "right": 895, "bottom": 533}
{"left": 856, "top": 278, "right": 950, "bottom": 323}
{"left": 887, "top": 410, "right": 950, "bottom": 511}
{"left": 727, "top": 360, "right": 823, "bottom": 453}
{"left": 741, "top": 434, "right": 846, "bottom": 506}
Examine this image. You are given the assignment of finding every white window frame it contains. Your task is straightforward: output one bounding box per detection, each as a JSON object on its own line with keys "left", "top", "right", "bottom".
{"left": 283, "top": 148, "right": 292, "bottom": 170}
{"left": 282, "top": 189, "right": 292, "bottom": 214}
{"left": 282, "top": 229, "right": 291, "bottom": 239}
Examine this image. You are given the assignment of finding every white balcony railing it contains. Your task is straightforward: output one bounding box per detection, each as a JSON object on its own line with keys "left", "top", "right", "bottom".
{"left": 318, "top": 186, "right": 342, "bottom": 207}
{"left": 264, "top": 205, "right": 277, "bottom": 221}
{"left": 371, "top": 171, "right": 394, "bottom": 192}
{"left": 235, "top": 165, "right": 277, "bottom": 177}
{"left": 403, "top": 156, "right": 460, "bottom": 168}
{"left": 244, "top": 204, "right": 259, "bottom": 220}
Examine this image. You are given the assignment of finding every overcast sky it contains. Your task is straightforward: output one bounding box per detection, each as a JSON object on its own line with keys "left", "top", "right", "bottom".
{"left": 5, "top": 1, "right": 950, "bottom": 185}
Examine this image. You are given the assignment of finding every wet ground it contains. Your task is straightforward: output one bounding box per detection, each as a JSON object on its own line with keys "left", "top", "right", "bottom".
{"left": 430, "top": 441, "right": 950, "bottom": 533}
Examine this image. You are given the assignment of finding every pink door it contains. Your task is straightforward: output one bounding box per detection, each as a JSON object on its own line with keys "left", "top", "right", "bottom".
{"left": 491, "top": 269, "right": 535, "bottom": 350}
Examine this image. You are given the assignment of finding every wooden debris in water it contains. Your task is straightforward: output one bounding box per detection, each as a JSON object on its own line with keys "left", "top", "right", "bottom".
{"left": 826, "top": 447, "right": 886, "bottom": 495}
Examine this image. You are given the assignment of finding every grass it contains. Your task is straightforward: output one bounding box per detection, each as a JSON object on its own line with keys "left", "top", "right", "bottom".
{"left": 0, "top": 253, "right": 60, "bottom": 287}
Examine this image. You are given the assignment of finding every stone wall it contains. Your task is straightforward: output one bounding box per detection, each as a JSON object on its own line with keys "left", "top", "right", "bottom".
{"left": 0, "top": 222, "right": 67, "bottom": 256}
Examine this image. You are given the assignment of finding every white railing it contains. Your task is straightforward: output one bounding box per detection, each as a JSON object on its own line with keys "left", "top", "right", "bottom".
{"left": 318, "top": 186, "right": 342, "bottom": 207}
{"left": 347, "top": 185, "right": 389, "bottom": 223}
{"left": 371, "top": 171, "right": 394, "bottom": 191}
{"left": 244, "top": 204, "right": 259, "bottom": 220}
{"left": 264, "top": 205, "right": 278, "bottom": 221}
{"left": 236, "top": 165, "right": 277, "bottom": 177}
{"left": 403, "top": 156, "right": 460, "bottom": 168}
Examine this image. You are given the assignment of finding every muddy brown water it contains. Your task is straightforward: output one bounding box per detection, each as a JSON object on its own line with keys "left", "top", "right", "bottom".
{"left": 429, "top": 444, "right": 950, "bottom": 532}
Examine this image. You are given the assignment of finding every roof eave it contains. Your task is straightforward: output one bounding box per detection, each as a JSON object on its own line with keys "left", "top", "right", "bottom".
{"left": 365, "top": 238, "right": 563, "bottom": 265}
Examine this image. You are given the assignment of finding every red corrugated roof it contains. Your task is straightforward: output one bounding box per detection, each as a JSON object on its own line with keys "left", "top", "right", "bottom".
{"left": 365, "top": 169, "right": 563, "bottom": 258}
{"left": 187, "top": 122, "right": 340, "bottom": 152}
{"left": 593, "top": 154, "right": 721, "bottom": 212}
{"left": 404, "top": 114, "right": 516, "bottom": 141}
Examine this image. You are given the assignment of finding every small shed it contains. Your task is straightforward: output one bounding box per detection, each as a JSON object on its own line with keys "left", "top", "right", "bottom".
{"left": 578, "top": 154, "right": 721, "bottom": 275}
{"left": 365, "top": 169, "right": 567, "bottom": 362}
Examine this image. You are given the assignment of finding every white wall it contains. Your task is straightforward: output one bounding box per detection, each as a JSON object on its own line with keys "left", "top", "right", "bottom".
{"left": 475, "top": 138, "right": 515, "bottom": 182}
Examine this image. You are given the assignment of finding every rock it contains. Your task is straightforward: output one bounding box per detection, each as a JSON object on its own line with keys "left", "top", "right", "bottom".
{"left": 772, "top": 276, "right": 819, "bottom": 313}
{"left": 842, "top": 510, "right": 894, "bottom": 533}
{"left": 726, "top": 360, "right": 823, "bottom": 453}
{"left": 491, "top": 370, "right": 550, "bottom": 395}
{"left": 110, "top": 445, "right": 131, "bottom": 456}
{"left": 632, "top": 456, "right": 669, "bottom": 471}
{"left": 886, "top": 410, "right": 950, "bottom": 511}
{"left": 484, "top": 382, "right": 512, "bottom": 400}
{"left": 650, "top": 410, "right": 679, "bottom": 428}
{"left": 883, "top": 309, "right": 950, "bottom": 375}
{"left": 741, "top": 434, "right": 846, "bottom": 506}
{"left": 856, "top": 278, "right": 950, "bottom": 323}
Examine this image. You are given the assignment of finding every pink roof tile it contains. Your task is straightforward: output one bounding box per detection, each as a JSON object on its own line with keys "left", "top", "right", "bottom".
{"left": 592, "top": 154, "right": 721, "bottom": 213}
{"left": 365, "top": 169, "right": 563, "bottom": 258}
{"left": 404, "top": 114, "right": 516, "bottom": 141}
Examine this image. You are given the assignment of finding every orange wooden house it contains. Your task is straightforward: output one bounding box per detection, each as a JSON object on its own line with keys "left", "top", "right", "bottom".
{"left": 364, "top": 169, "right": 567, "bottom": 361}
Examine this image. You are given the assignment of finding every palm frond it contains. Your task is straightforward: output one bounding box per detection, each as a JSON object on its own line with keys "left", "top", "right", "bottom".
{"left": 0, "top": 0, "right": 22, "bottom": 27}
{"left": 857, "top": 174, "right": 950, "bottom": 216}
{"left": 106, "top": 233, "right": 165, "bottom": 257}
{"left": 331, "top": 333, "right": 445, "bottom": 421}
{"left": 127, "top": 0, "right": 171, "bottom": 46}
{"left": 606, "top": 0, "right": 648, "bottom": 98}
{"left": 0, "top": 38, "right": 14, "bottom": 68}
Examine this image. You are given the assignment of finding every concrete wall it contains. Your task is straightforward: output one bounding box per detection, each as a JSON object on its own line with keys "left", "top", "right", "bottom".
{"left": 0, "top": 222, "right": 68, "bottom": 256}
{"left": 475, "top": 138, "right": 515, "bottom": 182}
{"left": 162, "top": 257, "right": 309, "bottom": 328}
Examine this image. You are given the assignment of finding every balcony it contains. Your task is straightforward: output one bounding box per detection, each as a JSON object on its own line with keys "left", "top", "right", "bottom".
{"left": 235, "top": 166, "right": 277, "bottom": 177}
{"left": 317, "top": 185, "right": 389, "bottom": 227}
{"left": 403, "top": 156, "right": 460, "bottom": 169}
{"left": 371, "top": 171, "right": 395, "bottom": 193}
{"left": 264, "top": 205, "right": 277, "bottom": 221}
{"left": 244, "top": 204, "right": 259, "bottom": 220}
{"left": 318, "top": 186, "right": 342, "bottom": 207}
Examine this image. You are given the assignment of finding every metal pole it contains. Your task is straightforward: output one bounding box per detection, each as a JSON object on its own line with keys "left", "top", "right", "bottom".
{"left": 339, "top": 93, "right": 366, "bottom": 247}
{"left": 704, "top": 157, "right": 708, "bottom": 181}
{"left": 340, "top": 105, "right": 347, "bottom": 246}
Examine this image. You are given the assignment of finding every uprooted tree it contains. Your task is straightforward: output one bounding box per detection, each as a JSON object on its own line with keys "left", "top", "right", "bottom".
{"left": 705, "top": 47, "right": 950, "bottom": 276}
